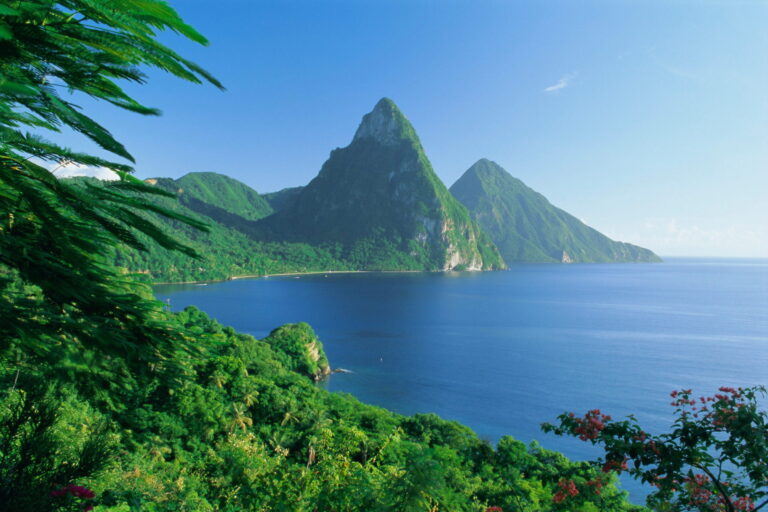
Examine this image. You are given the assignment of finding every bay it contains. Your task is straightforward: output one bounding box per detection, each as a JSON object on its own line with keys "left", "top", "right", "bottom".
{"left": 154, "top": 258, "right": 768, "bottom": 502}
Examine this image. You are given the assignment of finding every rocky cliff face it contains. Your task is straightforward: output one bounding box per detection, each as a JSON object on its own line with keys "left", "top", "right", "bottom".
{"left": 450, "top": 159, "right": 662, "bottom": 264}
{"left": 256, "top": 99, "right": 505, "bottom": 271}
{"left": 306, "top": 339, "right": 332, "bottom": 381}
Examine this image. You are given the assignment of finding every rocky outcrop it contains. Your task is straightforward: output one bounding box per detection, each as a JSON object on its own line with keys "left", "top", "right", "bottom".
{"left": 306, "top": 339, "right": 331, "bottom": 381}
{"left": 263, "top": 323, "right": 331, "bottom": 382}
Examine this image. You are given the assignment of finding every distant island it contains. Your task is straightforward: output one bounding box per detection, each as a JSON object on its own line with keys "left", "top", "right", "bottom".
{"left": 95, "top": 98, "right": 659, "bottom": 283}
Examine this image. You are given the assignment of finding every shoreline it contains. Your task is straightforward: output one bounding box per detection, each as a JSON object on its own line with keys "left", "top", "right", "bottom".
{"left": 150, "top": 259, "right": 680, "bottom": 287}
{"left": 152, "top": 269, "right": 428, "bottom": 286}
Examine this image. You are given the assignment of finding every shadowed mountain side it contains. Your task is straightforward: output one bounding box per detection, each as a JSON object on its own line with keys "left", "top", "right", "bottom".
{"left": 263, "top": 186, "right": 304, "bottom": 212}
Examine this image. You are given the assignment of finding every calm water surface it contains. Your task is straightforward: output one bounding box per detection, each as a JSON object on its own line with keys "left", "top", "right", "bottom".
{"left": 155, "top": 258, "right": 768, "bottom": 502}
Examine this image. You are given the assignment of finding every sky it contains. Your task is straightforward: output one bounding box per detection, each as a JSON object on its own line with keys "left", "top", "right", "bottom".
{"left": 54, "top": 0, "right": 768, "bottom": 257}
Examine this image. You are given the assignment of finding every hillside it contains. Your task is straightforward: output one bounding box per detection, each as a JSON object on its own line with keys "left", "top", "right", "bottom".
{"left": 92, "top": 176, "right": 345, "bottom": 283}
{"left": 175, "top": 171, "right": 274, "bottom": 220}
{"left": 450, "top": 159, "right": 662, "bottom": 264}
{"left": 256, "top": 98, "right": 505, "bottom": 271}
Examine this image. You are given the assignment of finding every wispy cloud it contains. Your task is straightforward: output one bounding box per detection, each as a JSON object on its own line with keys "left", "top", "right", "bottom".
{"left": 32, "top": 158, "right": 120, "bottom": 181}
{"left": 53, "top": 163, "right": 119, "bottom": 181}
{"left": 543, "top": 72, "right": 576, "bottom": 93}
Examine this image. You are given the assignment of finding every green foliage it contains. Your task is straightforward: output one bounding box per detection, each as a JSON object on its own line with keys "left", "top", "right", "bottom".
{"left": 263, "top": 323, "right": 330, "bottom": 381}
{"left": 0, "top": 303, "right": 642, "bottom": 511}
{"left": 0, "top": 0, "right": 220, "bottom": 361}
{"left": 1, "top": 0, "right": 220, "bottom": 163}
{"left": 450, "top": 159, "right": 662, "bottom": 264}
{"left": 175, "top": 172, "right": 273, "bottom": 221}
{"left": 543, "top": 387, "right": 768, "bottom": 511}
{"left": 114, "top": 216, "right": 348, "bottom": 284}
{"left": 46, "top": 175, "right": 327, "bottom": 285}
{"left": 0, "top": 383, "right": 115, "bottom": 512}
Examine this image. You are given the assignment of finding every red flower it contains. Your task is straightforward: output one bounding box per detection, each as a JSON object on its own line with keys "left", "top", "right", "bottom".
{"left": 50, "top": 483, "right": 96, "bottom": 501}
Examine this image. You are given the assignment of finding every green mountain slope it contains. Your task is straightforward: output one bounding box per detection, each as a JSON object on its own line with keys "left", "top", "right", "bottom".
{"left": 257, "top": 98, "right": 505, "bottom": 271}
{"left": 450, "top": 159, "right": 662, "bottom": 263}
{"left": 174, "top": 171, "right": 274, "bottom": 221}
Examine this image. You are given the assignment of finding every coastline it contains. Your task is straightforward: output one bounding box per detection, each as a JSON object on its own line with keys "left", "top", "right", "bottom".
{"left": 150, "top": 259, "right": 681, "bottom": 287}
{"left": 152, "top": 269, "right": 427, "bottom": 287}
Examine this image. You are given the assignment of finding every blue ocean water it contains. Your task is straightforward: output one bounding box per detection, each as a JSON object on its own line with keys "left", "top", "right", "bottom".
{"left": 154, "top": 258, "right": 768, "bottom": 502}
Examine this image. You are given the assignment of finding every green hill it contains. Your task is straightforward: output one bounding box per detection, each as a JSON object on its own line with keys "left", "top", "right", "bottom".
{"left": 257, "top": 98, "right": 505, "bottom": 271}
{"left": 449, "top": 159, "right": 661, "bottom": 264}
{"left": 92, "top": 176, "right": 345, "bottom": 283}
{"left": 173, "top": 171, "right": 274, "bottom": 221}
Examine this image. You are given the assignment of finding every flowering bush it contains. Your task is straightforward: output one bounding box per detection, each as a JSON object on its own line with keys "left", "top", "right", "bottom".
{"left": 553, "top": 478, "right": 579, "bottom": 503}
{"left": 50, "top": 483, "right": 96, "bottom": 511}
{"left": 542, "top": 386, "right": 768, "bottom": 512}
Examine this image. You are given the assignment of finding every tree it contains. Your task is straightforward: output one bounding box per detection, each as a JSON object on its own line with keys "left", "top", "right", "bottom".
{"left": 542, "top": 386, "right": 768, "bottom": 512}
{"left": 0, "top": 0, "right": 221, "bottom": 365}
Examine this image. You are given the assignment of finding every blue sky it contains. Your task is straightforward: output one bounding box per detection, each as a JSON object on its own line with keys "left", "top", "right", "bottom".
{"left": 57, "top": 0, "right": 767, "bottom": 257}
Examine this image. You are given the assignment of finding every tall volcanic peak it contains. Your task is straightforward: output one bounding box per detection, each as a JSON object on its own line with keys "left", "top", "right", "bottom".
{"left": 255, "top": 99, "right": 505, "bottom": 271}
{"left": 352, "top": 97, "right": 418, "bottom": 146}
{"left": 450, "top": 159, "right": 661, "bottom": 264}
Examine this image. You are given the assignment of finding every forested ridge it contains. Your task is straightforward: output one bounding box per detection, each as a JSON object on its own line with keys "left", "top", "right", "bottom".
{"left": 89, "top": 175, "right": 349, "bottom": 283}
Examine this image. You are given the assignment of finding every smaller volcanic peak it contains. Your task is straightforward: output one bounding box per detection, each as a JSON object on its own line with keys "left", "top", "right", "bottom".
{"left": 450, "top": 159, "right": 661, "bottom": 264}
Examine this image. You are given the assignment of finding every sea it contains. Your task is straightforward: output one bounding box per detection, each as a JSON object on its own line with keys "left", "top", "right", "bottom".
{"left": 154, "top": 258, "right": 768, "bottom": 503}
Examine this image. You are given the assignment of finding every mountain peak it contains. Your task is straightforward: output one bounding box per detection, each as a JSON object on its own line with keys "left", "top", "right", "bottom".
{"left": 466, "top": 158, "right": 505, "bottom": 177}
{"left": 259, "top": 99, "right": 505, "bottom": 271}
{"left": 352, "top": 97, "right": 417, "bottom": 145}
{"left": 454, "top": 158, "right": 521, "bottom": 200}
